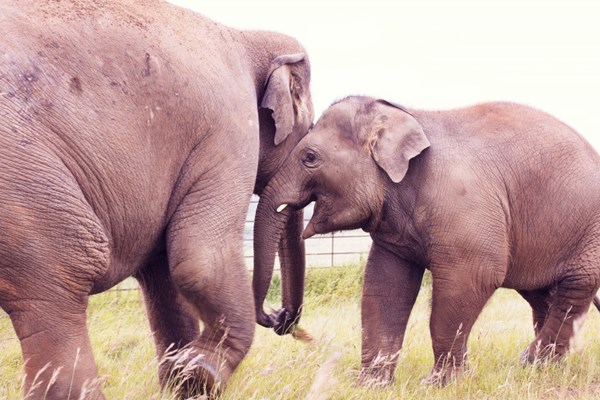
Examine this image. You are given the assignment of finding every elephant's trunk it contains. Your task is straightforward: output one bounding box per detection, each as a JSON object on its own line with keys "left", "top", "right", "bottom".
{"left": 276, "top": 207, "right": 306, "bottom": 332}
{"left": 253, "top": 175, "right": 295, "bottom": 332}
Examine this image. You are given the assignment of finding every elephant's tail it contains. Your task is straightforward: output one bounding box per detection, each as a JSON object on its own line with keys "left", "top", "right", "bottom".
{"left": 594, "top": 295, "right": 600, "bottom": 313}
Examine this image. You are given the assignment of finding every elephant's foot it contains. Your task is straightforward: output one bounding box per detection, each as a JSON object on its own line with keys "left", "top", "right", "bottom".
{"left": 521, "top": 339, "right": 567, "bottom": 365}
{"left": 357, "top": 355, "right": 397, "bottom": 388}
{"left": 173, "top": 359, "right": 222, "bottom": 399}
{"left": 421, "top": 364, "right": 463, "bottom": 387}
{"left": 161, "top": 346, "right": 232, "bottom": 399}
{"left": 357, "top": 369, "right": 394, "bottom": 388}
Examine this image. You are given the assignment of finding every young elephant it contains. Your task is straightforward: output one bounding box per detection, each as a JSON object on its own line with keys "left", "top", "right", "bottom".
{"left": 253, "top": 96, "right": 600, "bottom": 385}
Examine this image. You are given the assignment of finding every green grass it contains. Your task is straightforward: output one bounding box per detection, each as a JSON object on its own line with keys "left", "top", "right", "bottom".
{"left": 1, "top": 266, "right": 600, "bottom": 399}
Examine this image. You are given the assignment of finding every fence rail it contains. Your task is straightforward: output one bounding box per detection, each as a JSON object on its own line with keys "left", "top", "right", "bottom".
{"left": 107, "top": 198, "right": 371, "bottom": 295}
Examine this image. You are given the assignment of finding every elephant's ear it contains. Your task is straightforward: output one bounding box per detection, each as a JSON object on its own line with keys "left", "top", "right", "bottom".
{"left": 261, "top": 53, "right": 308, "bottom": 146}
{"left": 369, "top": 100, "right": 430, "bottom": 183}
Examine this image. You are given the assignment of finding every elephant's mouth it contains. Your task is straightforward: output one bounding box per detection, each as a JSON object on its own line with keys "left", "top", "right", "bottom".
{"left": 275, "top": 193, "right": 315, "bottom": 214}
{"left": 275, "top": 194, "right": 321, "bottom": 239}
{"left": 303, "top": 195, "right": 374, "bottom": 238}
{"left": 302, "top": 211, "right": 320, "bottom": 239}
{"left": 302, "top": 195, "right": 327, "bottom": 239}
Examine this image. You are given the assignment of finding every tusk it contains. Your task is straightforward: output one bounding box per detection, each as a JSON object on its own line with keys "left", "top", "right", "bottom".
{"left": 276, "top": 204, "right": 288, "bottom": 213}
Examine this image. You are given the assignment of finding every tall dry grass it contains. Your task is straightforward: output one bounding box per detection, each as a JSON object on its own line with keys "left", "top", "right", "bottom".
{"left": 1, "top": 266, "right": 599, "bottom": 399}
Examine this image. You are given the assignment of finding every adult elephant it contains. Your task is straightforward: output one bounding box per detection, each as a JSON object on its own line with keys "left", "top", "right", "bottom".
{"left": 253, "top": 96, "right": 600, "bottom": 386}
{"left": 0, "top": 1, "right": 313, "bottom": 399}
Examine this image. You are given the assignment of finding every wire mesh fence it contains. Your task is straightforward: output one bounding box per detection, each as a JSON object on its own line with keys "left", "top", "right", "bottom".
{"left": 104, "top": 197, "right": 371, "bottom": 298}
{"left": 106, "top": 197, "right": 371, "bottom": 296}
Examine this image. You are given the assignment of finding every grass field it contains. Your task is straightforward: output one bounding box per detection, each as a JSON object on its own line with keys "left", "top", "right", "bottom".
{"left": 1, "top": 265, "right": 600, "bottom": 399}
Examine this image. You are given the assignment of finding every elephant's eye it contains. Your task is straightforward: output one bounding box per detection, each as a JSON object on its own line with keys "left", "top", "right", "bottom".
{"left": 302, "top": 150, "right": 319, "bottom": 168}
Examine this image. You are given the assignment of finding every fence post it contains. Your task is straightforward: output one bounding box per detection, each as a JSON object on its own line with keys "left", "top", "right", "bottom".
{"left": 331, "top": 232, "right": 335, "bottom": 268}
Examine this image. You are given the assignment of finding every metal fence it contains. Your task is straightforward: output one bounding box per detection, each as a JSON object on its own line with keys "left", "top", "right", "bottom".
{"left": 104, "top": 197, "right": 371, "bottom": 296}
{"left": 105, "top": 197, "right": 371, "bottom": 295}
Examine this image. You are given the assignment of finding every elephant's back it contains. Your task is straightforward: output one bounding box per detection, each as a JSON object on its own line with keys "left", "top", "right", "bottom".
{"left": 0, "top": 0, "right": 233, "bottom": 62}
{"left": 465, "top": 102, "right": 600, "bottom": 188}
{"left": 418, "top": 102, "right": 599, "bottom": 181}
{"left": 0, "top": 0, "right": 251, "bottom": 135}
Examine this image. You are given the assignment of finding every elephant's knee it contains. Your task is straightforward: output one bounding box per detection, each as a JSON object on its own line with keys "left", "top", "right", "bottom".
{"left": 171, "top": 261, "right": 208, "bottom": 296}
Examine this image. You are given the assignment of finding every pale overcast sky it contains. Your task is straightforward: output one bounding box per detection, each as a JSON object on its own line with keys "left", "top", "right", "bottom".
{"left": 169, "top": 0, "right": 600, "bottom": 151}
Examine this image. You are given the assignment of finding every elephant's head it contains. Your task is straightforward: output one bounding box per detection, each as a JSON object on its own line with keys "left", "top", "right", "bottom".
{"left": 256, "top": 52, "right": 314, "bottom": 193}
{"left": 252, "top": 49, "right": 314, "bottom": 333}
{"left": 253, "top": 96, "right": 430, "bottom": 332}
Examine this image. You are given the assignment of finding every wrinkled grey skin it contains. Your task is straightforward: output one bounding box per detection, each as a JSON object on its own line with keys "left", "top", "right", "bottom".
{"left": 254, "top": 96, "right": 600, "bottom": 386}
{"left": 0, "top": 1, "right": 313, "bottom": 399}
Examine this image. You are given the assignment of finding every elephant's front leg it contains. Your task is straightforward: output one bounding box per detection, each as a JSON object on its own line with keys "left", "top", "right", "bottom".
{"left": 165, "top": 179, "right": 255, "bottom": 398}
{"left": 425, "top": 260, "right": 498, "bottom": 386}
{"left": 359, "top": 243, "right": 425, "bottom": 386}
{"left": 135, "top": 252, "right": 200, "bottom": 388}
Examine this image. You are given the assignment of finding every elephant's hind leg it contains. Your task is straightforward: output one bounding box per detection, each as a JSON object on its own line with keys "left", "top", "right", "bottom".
{"left": 164, "top": 177, "right": 255, "bottom": 398}
{"left": 0, "top": 173, "right": 110, "bottom": 399}
{"left": 518, "top": 287, "right": 554, "bottom": 335}
{"left": 522, "top": 242, "right": 600, "bottom": 364}
{"left": 0, "top": 229, "right": 107, "bottom": 399}
{"left": 8, "top": 292, "right": 103, "bottom": 400}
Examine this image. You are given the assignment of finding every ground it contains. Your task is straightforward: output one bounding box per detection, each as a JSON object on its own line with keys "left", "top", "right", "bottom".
{"left": 1, "top": 267, "right": 600, "bottom": 399}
